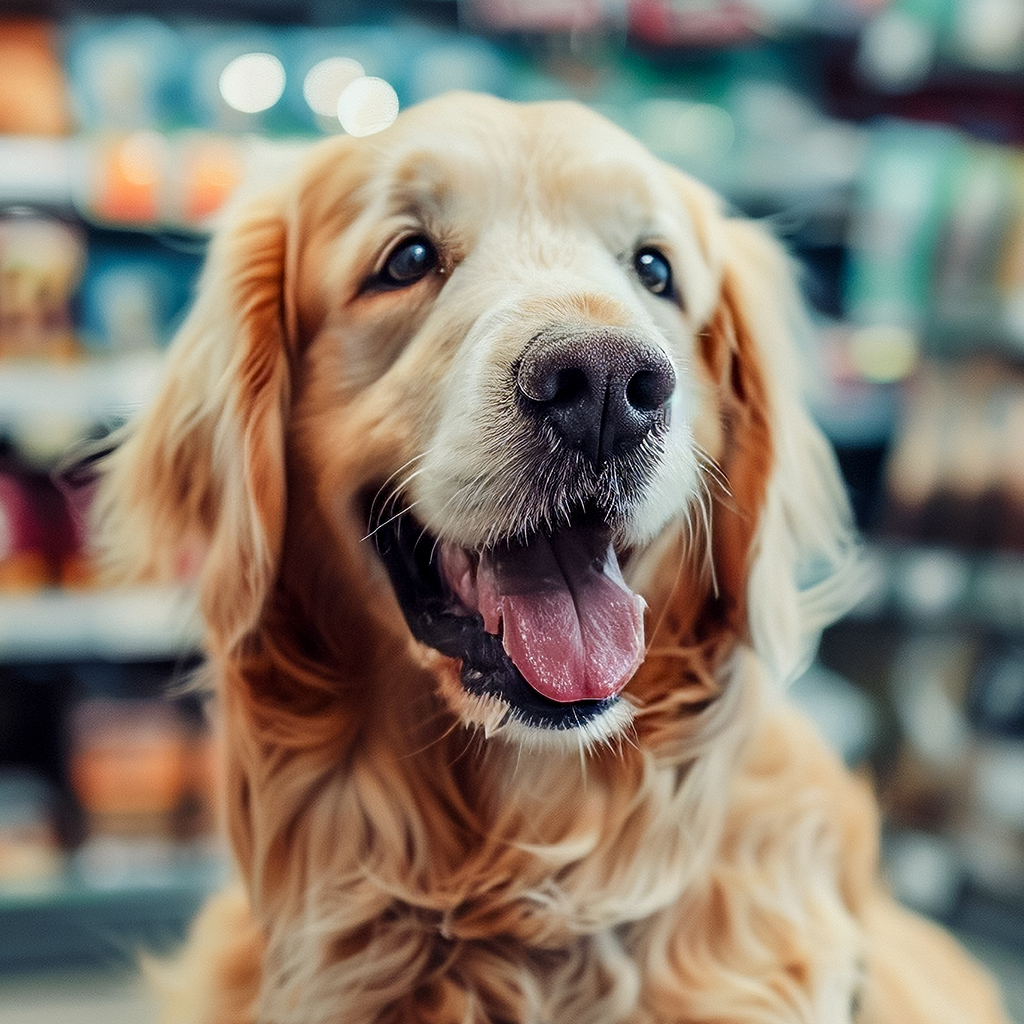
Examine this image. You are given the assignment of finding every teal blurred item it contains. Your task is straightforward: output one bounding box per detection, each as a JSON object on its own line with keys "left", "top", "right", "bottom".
{"left": 846, "top": 122, "right": 964, "bottom": 341}
{"left": 64, "top": 17, "right": 185, "bottom": 131}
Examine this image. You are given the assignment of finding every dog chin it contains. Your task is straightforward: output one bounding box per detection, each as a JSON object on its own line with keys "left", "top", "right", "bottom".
{"left": 445, "top": 686, "right": 636, "bottom": 750}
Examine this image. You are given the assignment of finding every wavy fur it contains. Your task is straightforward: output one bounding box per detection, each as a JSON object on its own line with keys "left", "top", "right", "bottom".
{"left": 93, "top": 93, "right": 1008, "bottom": 1024}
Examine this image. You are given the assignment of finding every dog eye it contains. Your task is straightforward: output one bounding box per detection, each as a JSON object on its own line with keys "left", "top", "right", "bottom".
{"left": 378, "top": 236, "right": 439, "bottom": 288}
{"left": 634, "top": 247, "right": 674, "bottom": 298}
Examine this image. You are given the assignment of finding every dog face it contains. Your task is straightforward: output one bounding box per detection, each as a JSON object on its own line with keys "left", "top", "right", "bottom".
{"left": 94, "top": 92, "right": 856, "bottom": 752}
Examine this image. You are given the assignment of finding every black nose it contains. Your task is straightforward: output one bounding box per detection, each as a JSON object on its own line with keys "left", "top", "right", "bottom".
{"left": 517, "top": 330, "right": 676, "bottom": 464}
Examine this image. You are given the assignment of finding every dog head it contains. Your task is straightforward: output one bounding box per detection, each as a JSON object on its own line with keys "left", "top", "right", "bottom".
{"left": 94, "top": 92, "right": 857, "bottom": 754}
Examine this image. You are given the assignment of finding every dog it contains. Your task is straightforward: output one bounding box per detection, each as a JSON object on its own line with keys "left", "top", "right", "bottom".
{"left": 93, "top": 92, "right": 1010, "bottom": 1024}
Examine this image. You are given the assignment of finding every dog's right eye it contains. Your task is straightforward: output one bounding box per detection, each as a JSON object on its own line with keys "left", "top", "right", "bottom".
{"left": 372, "top": 236, "right": 439, "bottom": 290}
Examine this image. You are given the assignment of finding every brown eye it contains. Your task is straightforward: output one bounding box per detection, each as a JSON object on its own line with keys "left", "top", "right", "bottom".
{"left": 377, "top": 236, "right": 438, "bottom": 288}
{"left": 634, "top": 247, "right": 674, "bottom": 299}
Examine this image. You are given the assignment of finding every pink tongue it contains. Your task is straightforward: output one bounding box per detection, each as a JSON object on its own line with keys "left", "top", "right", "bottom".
{"left": 445, "top": 531, "right": 645, "bottom": 703}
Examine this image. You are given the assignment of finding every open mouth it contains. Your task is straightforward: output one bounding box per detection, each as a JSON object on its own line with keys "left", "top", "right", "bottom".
{"left": 369, "top": 501, "right": 646, "bottom": 732}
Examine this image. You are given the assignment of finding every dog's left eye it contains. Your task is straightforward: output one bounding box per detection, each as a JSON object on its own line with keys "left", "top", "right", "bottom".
{"left": 376, "top": 236, "right": 439, "bottom": 288}
{"left": 634, "top": 247, "right": 674, "bottom": 298}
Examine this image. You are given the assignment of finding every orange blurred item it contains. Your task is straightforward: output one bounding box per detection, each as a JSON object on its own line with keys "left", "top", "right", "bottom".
{"left": 92, "top": 132, "right": 166, "bottom": 224}
{"left": 181, "top": 136, "right": 243, "bottom": 224}
{"left": 70, "top": 700, "right": 188, "bottom": 831}
{"left": 0, "top": 20, "right": 73, "bottom": 135}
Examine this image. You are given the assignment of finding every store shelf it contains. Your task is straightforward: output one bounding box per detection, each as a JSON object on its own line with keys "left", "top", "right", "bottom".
{"left": 0, "top": 588, "right": 200, "bottom": 662}
{"left": 0, "top": 136, "right": 77, "bottom": 210}
{"left": 0, "top": 352, "right": 165, "bottom": 432}
{"left": 0, "top": 852, "right": 227, "bottom": 971}
{"left": 0, "top": 134, "right": 311, "bottom": 230}
{"left": 851, "top": 543, "right": 1024, "bottom": 633}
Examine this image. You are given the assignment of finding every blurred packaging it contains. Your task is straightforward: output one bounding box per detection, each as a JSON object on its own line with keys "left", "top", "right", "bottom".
{"left": 0, "top": 768, "right": 64, "bottom": 887}
{"left": 848, "top": 123, "right": 1024, "bottom": 361}
{"left": 64, "top": 17, "right": 184, "bottom": 132}
{"left": 0, "top": 448, "right": 95, "bottom": 592}
{"left": 882, "top": 631, "right": 1024, "bottom": 911}
{"left": 466, "top": 0, "right": 627, "bottom": 33}
{"left": 82, "top": 132, "right": 243, "bottom": 230}
{"left": 0, "top": 214, "right": 84, "bottom": 361}
{"left": 62, "top": 19, "right": 513, "bottom": 138}
{"left": 0, "top": 469, "right": 49, "bottom": 591}
{"left": 69, "top": 697, "right": 216, "bottom": 848}
{"left": 0, "top": 20, "right": 72, "bottom": 136}
{"left": 78, "top": 236, "right": 198, "bottom": 355}
{"left": 884, "top": 359, "right": 1024, "bottom": 550}
{"left": 629, "top": 0, "right": 761, "bottom": 44}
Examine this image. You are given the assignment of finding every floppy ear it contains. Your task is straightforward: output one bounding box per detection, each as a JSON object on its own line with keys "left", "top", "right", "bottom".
{"left": 92, "top": 195, "right": 294, "bottom": 651}
{"left": 703, "top": 216, "right": 860, "bottom": 683}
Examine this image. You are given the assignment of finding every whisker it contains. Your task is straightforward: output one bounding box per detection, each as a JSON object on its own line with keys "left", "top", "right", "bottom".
{"left": 436, "top": 474, "right": 497, "bottom": 535}
{"left": 644, "top": 513, "right": 693, "bottom": 656}
{"left": 367, "top": 452, "right": 428, "bottom": 523}
{"left": 576, "top": 726, "right": 589, "bottom": 786}
{"left": 376, "top": 463, "right": 432, "bottom": 532}
{"left": 695, "top": 445, "right": 731, "bottom": 502}
{"left": 428, "top": 530, "right": 445, "bottom": 567}
{"left": 361, "top": 498, "right": 425, "bottom": 543}
{"left": 694, "top": 479, "right": 718, "bottom": 597}
{"left": 448, "top": 722, "right": 485, "bottom": 771}
{"left": 618, "top": 718, "right": 642, "bottom": 757}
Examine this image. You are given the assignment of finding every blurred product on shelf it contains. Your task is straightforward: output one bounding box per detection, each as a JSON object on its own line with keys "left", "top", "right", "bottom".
{"left": 64, "top": 17, "right": 184, "bottom": 131}
{"left": 0, "top": 447, "right": 93, "bottom": 592}
{"left": 848, "top": 124, "right": 1024, "bottom": 362}
{"left": 90, "top": 132, "right": 171, "bottom": 225}
{"left": 61, "top": 18, "right": 512, "bottom": 137}
{"left": 467, "top": 0, "right": 628, "bottom": 35}
{"left": 628, "top": 0, "right": 764, "bottom": 45}
{"left": 971, "top": 642, "right": 1024, "bottom": 737}
{"left": 0, "top": 769, "right": 64, "bottom": 887}
{"left": 0, "top": 658, "right": 221, "bottom": 970}
{"left": 69, "top": 697, "right": 217, "bottom": 857}
{"left": 884, "top": 358, "right": 1024, "bottom": 550}
{"left": 0, "top": 664, "right": 214, "bottom": 851}
{"left": 78, "top": 232, "right": 199, "bottom": 354}
{"left": 0, "top": 214, "right": 84, "bottom": 361}
{"left": 84, "top": 132, "right": 245, "bottom": 230}
{"left": 855, "top": 0, "right": 1024, "bottom": 92}
{"left": 0, "top": 20, "right": 72, "bottom": 136}
{"left": 882, "top": 630, "right": 1024, "bottom": 916}
{"left": 179, "top": 134, "right": 244, "bottom": 222}
{"left": 0, "top": 469, "right": 48, "bottom": 592}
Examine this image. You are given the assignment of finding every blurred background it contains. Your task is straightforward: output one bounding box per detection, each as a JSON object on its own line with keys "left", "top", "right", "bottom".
{"left": 0, "top": 0, "right": 1022, "bottom": 1020}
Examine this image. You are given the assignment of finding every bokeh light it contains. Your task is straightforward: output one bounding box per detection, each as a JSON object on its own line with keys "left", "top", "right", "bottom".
{"left": 218, "top": 52, "right": 285, "bottom": 114}
{"left": 336, "top": 76, "right": 398, "bottom": 137}
{"left": 303, "top": 57, "right": 365, "bottom": 117}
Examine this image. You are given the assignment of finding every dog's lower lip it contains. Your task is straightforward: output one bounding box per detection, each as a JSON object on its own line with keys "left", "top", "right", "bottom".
{"left": 366, "top": 497, "right": 626, "bottom": 731}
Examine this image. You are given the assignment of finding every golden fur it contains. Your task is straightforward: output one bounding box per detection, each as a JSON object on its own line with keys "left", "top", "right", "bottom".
{"left": 94, "top": 93, "right": 1009, "bottom": 1023}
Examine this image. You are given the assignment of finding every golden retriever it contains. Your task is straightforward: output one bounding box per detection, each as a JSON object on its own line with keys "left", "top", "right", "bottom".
{"left": 93, "top": 92, "right": 1010, "bottom": 1024}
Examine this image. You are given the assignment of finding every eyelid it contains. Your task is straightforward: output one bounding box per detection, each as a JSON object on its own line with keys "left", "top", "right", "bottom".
{"left": 373, "top": 229, "right": 426, "bottom": 275}
{"left": 359, "top": 231, "right": 438, "bottom": 294}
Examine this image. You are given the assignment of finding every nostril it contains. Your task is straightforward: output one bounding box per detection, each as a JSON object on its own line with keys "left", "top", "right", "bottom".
{"left": 626, "top": 364, "right": 674, "bottom": 412}
{"left": 551, "top": 367, "right": 588, "bottom": 406}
